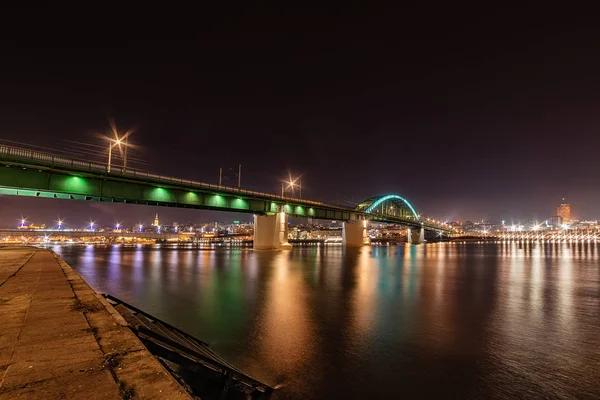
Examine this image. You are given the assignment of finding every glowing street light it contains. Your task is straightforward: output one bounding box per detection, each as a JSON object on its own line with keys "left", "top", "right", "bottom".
{"left": 19, "top": 217, "right": 27, "bottom": 228}
{"left": 101, "top": 121, "right": 134, "bottom": 174}
{"left": 138, "top": 223, "right": 144, "bottom": 232}
{"left": 281, "top": 177, "right": 302, "bottom": 198}
{"left": 88, "top": 220, "right": 95, "bottom": 231}
{"left": 115, "top": 222, "right": 121, "bottom": 231}
{"left": 106, "top": 137, "right": 123, "bottom": 173}
{"left": 56, "top": 218, "right": 64, "bottom": 229}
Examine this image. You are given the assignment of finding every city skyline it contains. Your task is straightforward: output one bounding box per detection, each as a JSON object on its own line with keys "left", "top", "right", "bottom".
{"left": 0, "top": 195, "right": 584, "bottom": 230}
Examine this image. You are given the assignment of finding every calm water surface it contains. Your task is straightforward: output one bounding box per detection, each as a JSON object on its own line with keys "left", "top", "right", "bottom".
{"left": 54, "top": 243, "right": 600, "bottom": 399}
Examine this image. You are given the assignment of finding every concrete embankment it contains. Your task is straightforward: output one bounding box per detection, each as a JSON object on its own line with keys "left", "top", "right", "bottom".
{"left": 0, "top": 246, "right": 192, "bottom": 399}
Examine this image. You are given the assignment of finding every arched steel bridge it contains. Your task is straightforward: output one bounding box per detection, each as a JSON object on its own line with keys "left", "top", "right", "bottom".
{"left": 0, "top": 145, "right": 452, "bottom": 233}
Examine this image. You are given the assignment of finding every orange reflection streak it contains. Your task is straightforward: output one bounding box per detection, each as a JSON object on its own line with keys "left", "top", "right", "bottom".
{"left": 557, "top": 244, "right": 574, "bottom": 330}
{"left": 258, "top": 252, "right": 316, "bottom": 374}
{"left": 434, "top": 243, "right": 447, "bottom": 304}
{"left": 349, "top": 247, "right": 378, "bottom": 340}
{"left": 416, "top": 243, "right": 459, "bottom": 352}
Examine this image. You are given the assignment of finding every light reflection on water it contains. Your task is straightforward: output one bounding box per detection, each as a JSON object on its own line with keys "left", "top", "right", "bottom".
{"left": 54, "top": 243, "right": 600, "bottom": 400}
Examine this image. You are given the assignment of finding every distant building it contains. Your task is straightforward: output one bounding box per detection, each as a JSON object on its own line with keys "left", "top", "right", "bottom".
{"left": 557, "top": 198, "right": 571, "bottom": 222}
{"left": 153, "top": 213, "right": 160, "bottom": 227}
{"left": 550, "top": 216, "right": 563, "bottom": 229}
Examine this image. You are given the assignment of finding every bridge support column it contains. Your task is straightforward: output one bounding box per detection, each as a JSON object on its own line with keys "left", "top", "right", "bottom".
{"left": 407, "top": 227, "right": 425, "bottom": 244}
{"left": 343, "top": 220, "right": 370, "bottom": 247}
{"left": 253, "top": 212, "right": 292, "bottom": 250}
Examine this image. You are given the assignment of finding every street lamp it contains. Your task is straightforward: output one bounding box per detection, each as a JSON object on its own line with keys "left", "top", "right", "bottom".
{"left": 115, "top": 222, "right": 121, "bottom": 231}
{"left": 106, "top": 137, "right": 123, "bottom": 173}
{"left": 19, "top": 217, "right": 27, "bottom": 228}
{"left": 56, "top": 218, "right": 64, "bottom": 229}
{"left": 281, "top": 177, "right": 302, "bottom": 198}
{"left": 138, "top": 223, "right": 144, "bottom": 232}
{"left": 89, "top": 221, "right": 95, "bottom": 231}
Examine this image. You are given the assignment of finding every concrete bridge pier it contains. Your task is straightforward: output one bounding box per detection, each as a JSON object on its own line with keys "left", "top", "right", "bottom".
{"left": 408, "top": 227, "right": 425, "bottom": 244}
{"left": 343, "top": 220, "right": 370, "bottom": 247}
{"left": 253, "top": 212, "right": 292, "bottom": 250}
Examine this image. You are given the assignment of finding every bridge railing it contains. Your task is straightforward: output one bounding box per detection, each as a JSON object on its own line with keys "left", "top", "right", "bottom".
{"left": 0, "top": 144, "right": 455, "bottom": 230}
{"left": 0, "top": 144, "right": 344, "bottom": 209}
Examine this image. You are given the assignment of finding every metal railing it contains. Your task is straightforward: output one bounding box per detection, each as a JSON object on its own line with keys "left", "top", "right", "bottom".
{"left": 0, "top": 144, "right": 453, "bottom": 231}
{"left": 0, "top": 144, "right": 342, "bottom": 209}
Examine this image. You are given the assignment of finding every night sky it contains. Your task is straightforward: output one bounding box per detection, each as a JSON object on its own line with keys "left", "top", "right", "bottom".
{"left": 1, "top": 7, "right": 599, "bottom": 227}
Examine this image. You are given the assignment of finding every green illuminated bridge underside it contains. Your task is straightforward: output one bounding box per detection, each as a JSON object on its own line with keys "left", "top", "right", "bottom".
{"left": 0, "top": 145, "right": 451, "bottom": 233}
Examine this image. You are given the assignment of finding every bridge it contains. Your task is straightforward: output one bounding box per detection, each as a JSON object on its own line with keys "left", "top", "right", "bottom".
{"left": 0, "top": 144, "right": 452, "bottom": 249}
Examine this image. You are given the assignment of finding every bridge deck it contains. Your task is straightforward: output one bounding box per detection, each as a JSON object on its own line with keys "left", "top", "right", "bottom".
{"left": 0, "top": 144, "right": 452, "bottom": 233}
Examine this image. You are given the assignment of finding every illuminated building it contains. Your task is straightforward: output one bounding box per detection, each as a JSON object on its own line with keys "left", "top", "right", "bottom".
{"left": 556, "top": 198, "right": 571, "bottom": 222}
{"left": 153, "top": 213, "right": 160, "bottom": 227}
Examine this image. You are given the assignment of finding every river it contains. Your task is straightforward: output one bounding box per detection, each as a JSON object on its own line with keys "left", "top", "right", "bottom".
{"left": 53, "top": 243, "right": 600, "bottom": 399}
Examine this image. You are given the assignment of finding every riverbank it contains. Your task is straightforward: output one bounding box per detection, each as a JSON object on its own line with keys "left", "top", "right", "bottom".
{"left": 0, "top": 246, "right": 191, "bottom": 399}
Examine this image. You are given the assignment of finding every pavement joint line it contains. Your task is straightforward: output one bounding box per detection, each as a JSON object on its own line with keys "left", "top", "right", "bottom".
{"left": 53, "top": 253, "right": 136, "bottom": 390}
{"left": 0, "top": 250, "right": 39, "bottom": 389}
{"left": 52, "top": 252, "right": 120, "bottom": 383}
{"left": 0, "top": 249, "right": 37, "bottom": 287}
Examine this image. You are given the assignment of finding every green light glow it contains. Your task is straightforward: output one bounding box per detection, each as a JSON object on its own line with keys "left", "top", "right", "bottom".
{"left": 64, "top": 176, "right": 89, "bottom": 194}
{"left": 148, "top": 187, "right": 173, "bottom": 202}
{"left": 207, "top": 194, "right": 227, "bottom": 208}
{"left": 182, "top": 191, "right": 201, "bottom": 205}
{"left": 231, "top": 198, "right": 249, "bottom": 210}
{"left": 365, "top": 194, "right": 419, "bottom": 220}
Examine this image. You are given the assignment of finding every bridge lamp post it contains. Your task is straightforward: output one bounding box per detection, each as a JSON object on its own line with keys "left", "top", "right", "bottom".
{"left": 106, "top": 138, "right": 122, "bottom": 173}
{"left": 289, "top": 179, "right": 301, "bottom": 199}
{"left": 282, "top": 178, "right": 301, "bottom": 198}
